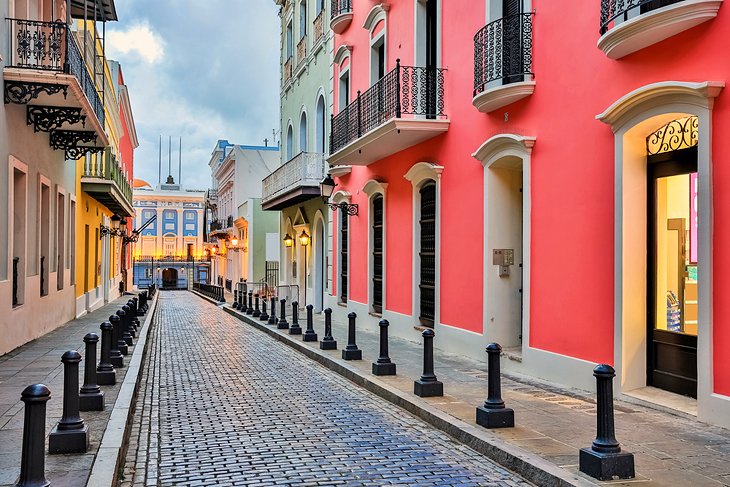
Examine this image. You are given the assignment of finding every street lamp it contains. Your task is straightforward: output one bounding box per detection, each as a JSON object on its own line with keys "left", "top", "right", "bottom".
{"left": 299, "top": 230, "right": 310, "bottom": 306}
{"left": 99, "top": 213, "right": 124, "bottom": 238}
{"left": 283, "top": 233, "right": 294, "bottom": 248}
{"left": 320, "top": 176, "right": 358, "bottom": 215}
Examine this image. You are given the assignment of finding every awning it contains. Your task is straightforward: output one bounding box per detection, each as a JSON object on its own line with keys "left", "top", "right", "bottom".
{"left": 70, "top": 0, "right": 118, "bottom": 22}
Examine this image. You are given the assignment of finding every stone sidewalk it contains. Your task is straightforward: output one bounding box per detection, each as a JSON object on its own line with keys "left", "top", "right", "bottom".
{"left": 223, "top": 299, "right": 730, "bottom": 487}
{"left": 0, "top": 296, "right": 143, "bottom": 487}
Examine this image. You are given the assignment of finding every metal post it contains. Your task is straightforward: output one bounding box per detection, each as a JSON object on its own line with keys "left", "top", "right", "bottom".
{"left": 126, "top": 300, "right": 137, "bottom": 338}
{"left": 395, "top": 58, "right": 402, "bottom": 118}
{"left": 79, "top": 333, "right": 104, "bottom": 411}
{"left": 356, "top": 90, "right": 362, "bottom": 137}
{"left": 319, "top": 307, "right": 337, "bottom": 350}
{"left": 260, "top": 297, "right": 269, "bottom": 321}
{"left": 97, "top": 321, "right": 116, "bottom": 385}
{"left": 268, "top": 296, "right": 277, "bottom": 325}
{"left": 233, "top": 289, "right": 239, "bottom": 309}
{"left": 372, "top": 319, "right": 396, "bottom": 375}
{"left": 253, "top": 293, "right": 261, "bottom": 317}
{"left": 289, "top": 301, "right": 302, "bottom": 335}
{"left": 109, "top": 315, "right": 124, "bottom": 368}
{"left": 17, "top": 384, "right": 51, "bottom": 487}
{"left": 342, "top": 312, "right": 361, "bottom": 360}
{"left": 580, "top": 365, "right": 635, "bottom": 480}
{"left": 49, "top": 351, "right": 89, "bottom": 453}
{"left": 413, "top": 329, "right": 443, "bottom": 397}
{"left": 121, "top": 305, "right": 134, "bottom": 346}
{"left": 277, "top": 298, "right": 289, "bottom": 329}
{"left": 115, "top": 309, "right": 129, "bottom": 355}
{"left": 246, "top": 292, "right": 254, "bottom": 315}
{"left": 303, "top": 304, "right": 317, "bottom": 342}
{"left": 476, "top": 343, "right": 514, "bottom": 428}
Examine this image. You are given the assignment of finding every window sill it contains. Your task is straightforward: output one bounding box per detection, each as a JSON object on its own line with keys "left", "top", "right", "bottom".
{"left": 598, "top": 0, "right": 723, "bottom": 59}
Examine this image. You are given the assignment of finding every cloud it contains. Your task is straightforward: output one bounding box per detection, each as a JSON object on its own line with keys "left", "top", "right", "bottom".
{"left": 107, "top": 22, "right": 165, "bottom": 63}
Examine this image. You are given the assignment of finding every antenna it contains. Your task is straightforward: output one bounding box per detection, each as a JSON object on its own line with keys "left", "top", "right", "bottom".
{"left": 179, "top": 136, "right": 182, "bottom": 185}
{"left": 158, "top": 135, "right": 161, "bottom": 186}
{"left": 168, "top": 135, "right": 172, "bottom": 178}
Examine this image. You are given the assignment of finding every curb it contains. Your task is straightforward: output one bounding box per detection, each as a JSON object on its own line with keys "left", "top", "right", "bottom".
{"left": 86, "top": 291, "right": 160, "bottom": 487}
{"left": 222, "top": 304, "right": 594, "bottom": 487}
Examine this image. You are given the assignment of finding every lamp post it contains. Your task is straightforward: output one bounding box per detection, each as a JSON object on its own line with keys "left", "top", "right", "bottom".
{"left": 299, "top": 230, "right": 310, "bottom": 307}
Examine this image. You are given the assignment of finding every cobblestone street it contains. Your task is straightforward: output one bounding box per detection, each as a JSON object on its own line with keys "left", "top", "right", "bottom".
{"left": 122, "top": 292, "right": 531, "bottom": 486}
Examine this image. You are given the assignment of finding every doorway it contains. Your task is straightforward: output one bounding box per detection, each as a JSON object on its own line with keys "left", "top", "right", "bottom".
{"left": 314, "top": 218, "right": 325, "bottom": 312}
{"left": 647, "top": 146, "right": 698, "bottom": 398}
{"left": 418, "top": 182, "right": 436, "bottom": 326}
{"left": 502, "top": 0, "right": 525, "bottom": 85}
{"left": 162, "top": 268, "right": 178, "bottom": 289}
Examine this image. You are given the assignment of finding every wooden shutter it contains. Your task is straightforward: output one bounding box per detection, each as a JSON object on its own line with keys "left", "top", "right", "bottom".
{"left": 372, "top": 195, "right": 384, "bottom": 313}
{"left": 419, "top": 183, "right": 436, "bottom": 326}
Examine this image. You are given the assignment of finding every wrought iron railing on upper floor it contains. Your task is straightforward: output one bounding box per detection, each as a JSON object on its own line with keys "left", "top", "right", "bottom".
{"left": 331, "top": 0, "right": 352, "bottom": 19}
{"left": 330, "top": 60, "right": 446, "bottom": 154}
{"left": 135, "top": 256, "right": 212, "bottom": 263}
{"left": 262, "top": 152, "right": 326, "bottom": 204}
{"left": 82, "top": 149, "right": 133, "bottom": 206}
{"left": 473, "top": 13, "right": 533, "bottom": 97}
{"left": 5, "top": 18, "right": 105, "bottom": 128}
{"left": 600, "top": 0, "right": 684, "bottom": 34}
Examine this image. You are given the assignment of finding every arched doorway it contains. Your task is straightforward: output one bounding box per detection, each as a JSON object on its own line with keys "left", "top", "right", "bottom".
{"left": 162, "top": 268, "right": 178, "bottom": 289}
{"left": 314, "top": 217, "right": 325, "bottom": 312}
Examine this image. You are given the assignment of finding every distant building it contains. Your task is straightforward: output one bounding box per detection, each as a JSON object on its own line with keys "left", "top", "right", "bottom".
{"left": 132, "top": 176, "right": 208, "bottom": 289}
{"left": 206, "top": 141, "right": 280, "bottom": 292}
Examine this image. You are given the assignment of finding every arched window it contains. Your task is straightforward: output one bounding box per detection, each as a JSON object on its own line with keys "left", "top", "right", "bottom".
{"left": 300, "top": 111, "right": 308, "bottom": 153}
{"left": 316, "top": 95, "right": 326, "bottom": 153}
{"left": 286, "top": 124, "right": 294, "bottom": 161}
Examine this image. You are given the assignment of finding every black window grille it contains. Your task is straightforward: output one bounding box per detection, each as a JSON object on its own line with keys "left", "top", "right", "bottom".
{"left": 372, "top": 195, "right": 384, "bottom": 313}
{"left": 12, "top": 257, "right": 19, "bottom": 307}
{"left": 340, "top": 209, "right": 348, "bottom": 303}
{"left": 266, "top": 261, "right": 279, "bottom": 290}
{"left": 419, "top": 183, "right": 436, "bottom": 326}
{"left": 40, "top": 256, "right": 47, "bottom": 297}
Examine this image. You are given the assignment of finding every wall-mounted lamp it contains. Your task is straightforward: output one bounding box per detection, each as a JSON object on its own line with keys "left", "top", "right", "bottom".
{"left": 100, "top": 214, "right": 124, "bottom": 239}
{"left": 299, "top": 230, "right": 310, "bottom": 247}
{"left": 283, "top": 233, "right": 294, "bottom": 248}
{"left": 320, "top": 176, "right": 358, "bottom": 215}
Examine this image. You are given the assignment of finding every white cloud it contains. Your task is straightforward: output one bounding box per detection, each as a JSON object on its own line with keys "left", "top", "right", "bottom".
{"left": 107, "top": 22, "right": 165, "bottom": 64}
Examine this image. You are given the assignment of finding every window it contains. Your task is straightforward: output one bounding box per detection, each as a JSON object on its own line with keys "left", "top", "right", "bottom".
{"left": 316, "top": 95, "right": 326, "bottom": 153}
{"left": 339, "top": 69, "right": 350, "bottom": 111}
{"left": 340, "top": 209, "right": 348, "bottom": 303}
{"left": 56, "top": 191, "right": 65, "bottom": 290}
{"left": 299, "top": 0, "right": 307, "bottom": 39}
{"left": 286, "top": 21, "right": 294, "bottom": 59}
{"left": 419, "top": 182, "right": 436, "bottom": 326}
{"left": 39, "top": 180, "right": 50, "bottom": 297}
{"left": 286, "top": 124, "right": 294, "bottom": 161}
{"left": 12, "top": 164, "right": 27, "bottom": 307}
{"left": 372, "top": 195, "right": 384, "bottom": 313}
{"left": 300, "top": 111, "right": 308, "bottom": 153}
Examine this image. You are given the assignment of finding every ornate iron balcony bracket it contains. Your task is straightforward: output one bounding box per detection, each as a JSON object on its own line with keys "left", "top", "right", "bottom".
{"left": 49, "top": 130, "right": 102, "bottom": 160}
{"left": 4, "top": 80, "right": 68, "bottom": 104}
{"left": 27, "top": 106, "right": 85, "bottom": 133}
{"left": 328, "top": 201, "right": 359, "bottom": 216}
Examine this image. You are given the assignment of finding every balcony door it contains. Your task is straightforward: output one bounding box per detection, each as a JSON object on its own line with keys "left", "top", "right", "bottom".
{"left": 502, "top": 0, "right": 524, "bottom": 85}
{"left": 372, "top": 195, "right": 384, "bottom": 313}
{"left": 416, "top": 0, "right": 438, "bottom": 118}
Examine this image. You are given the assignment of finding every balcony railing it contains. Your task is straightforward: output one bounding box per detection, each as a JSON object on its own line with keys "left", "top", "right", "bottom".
{"left": 262, "top": 152, "right": 326, "bottom": 204}
{"left": 474, "top": 13, "right": 533, "bottom": 97}
{"left": 600, "top": 0, "right": 683, "bottom": 34}
{"left": 284, "top": 56, "right": 292, "bottom": 82}
{"left": 331, "top": 0, "right": 352, "bottom": 19}
{"left": 210, "top": 219, "right": 224, "bottom": 232}
{"left": 82, "top": 149, "right": 133, "bottom": 206}
{"left": 5, "top": 18, "right": 105, "bottom": 128}
{"left": 297, "top": 36, "right": 307, "bottom": 66}
{"left": 313, "top": 10, "right": 325, "bottom": 43}
{"left": 330, "top": 60, "right": 445, "bottom": 154}
{"left": 134, "top": 256, "right": 211, "bottom": 263}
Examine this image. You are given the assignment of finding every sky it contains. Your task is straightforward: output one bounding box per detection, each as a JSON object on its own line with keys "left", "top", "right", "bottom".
{"left": 105, "top": 0, "right": 281, "bottom": 191}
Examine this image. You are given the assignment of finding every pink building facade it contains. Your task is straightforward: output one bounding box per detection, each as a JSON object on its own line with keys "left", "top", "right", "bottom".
{"left": 325, "top": 0, "right": 730, "bottom": 427}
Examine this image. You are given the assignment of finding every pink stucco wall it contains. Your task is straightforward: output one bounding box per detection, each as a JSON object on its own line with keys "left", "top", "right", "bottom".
{"left": 330, "top": 1, "right": 730, "bottom": 394}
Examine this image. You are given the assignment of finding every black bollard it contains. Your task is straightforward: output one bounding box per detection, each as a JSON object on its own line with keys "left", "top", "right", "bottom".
{"left": 253, "top": 294, "right": 261, "bottom": 318}
{"left": 97, "top": 321, "right": 116, "bottom": 385}
{"left": 268, "top": 296, "right": 277, "bottom": 325}
{"left": 132, "top": 316, "right": 140, "bottom": 335}
{"left": 115, "top": 310, "right": 129, "bottom": 355}
{"left": 303, "top": 304, "right": 318, "bottom": 342}
{"left": 121, "top": 305, "right": 134, "bottom": 347}
{"left": 232, "top": 289, "right": 239, "bottom": 309}
{"left": 79, "top": 333, "right": 104, "bottom": 411}
{"left": 413, "top": 329, "right": 443, "bottom": 397}
{"left": 246, "top": 292, "right": 254, "bottom": 315}
{"left": 342, "top": 312, "right": 362, "bottom": 360}
{"left": 579, "top": 365, "right": 635, "bottom": 480}
{"left": 125, "top": 301, "right": 136, "bottom": 340}
{"left": 133, "top": 297, "right": 141, "bottom": 317}
{"left": 16, "top": 384, "right": 51, "bottom": 487}
{"left": 289, "top": 301, "right": 302, "bottom": 335}
{"left": 109, "top": 314, "right": 125, "bottom": 368}
{"left": 476, "top": 343, "right": 513, "bottom": 428}
{"left": 49, "top": 351, "right": 89, "bottom": 454}
{"left": 260, "top": 297, "right": 269, "bottom": 321}
{"left": 319, "top": 308, "right": 337, "bottom": 350}
{"left": 277, "top": 299, "right": 289, "bottom": 329}
{"left": 372, "top": 319, "right": 396, "bottom": 375}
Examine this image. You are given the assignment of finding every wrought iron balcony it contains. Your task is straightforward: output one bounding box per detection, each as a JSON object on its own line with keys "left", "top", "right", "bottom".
{"left": 81, "top": 148, "right": 134, "bottom": 217}
{"left": 262, "top": 152, "right": 326, "bottom": 211}
{"left": 209, "top": 219, "right": 224, "bottom": 232}
{"left": 472, "top": 13, "right": 535, "bottom": 113}
{"left": 330, "top": 0, "right": 353, "bottom": 34}
{"left": 600, "top": 0, "right": 683, "bottom": 34}
{"left": 598, "top": 0, "right": 720, "bottom": 58}
{"left": 328, "top": 60, "right": 449, "bottom": 166}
